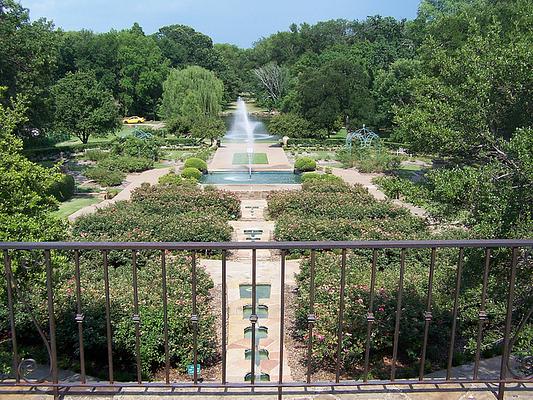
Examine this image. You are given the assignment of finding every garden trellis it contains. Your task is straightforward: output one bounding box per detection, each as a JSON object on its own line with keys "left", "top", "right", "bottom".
{"left": 346, "top": 125, "right": 380, "bottom": 150}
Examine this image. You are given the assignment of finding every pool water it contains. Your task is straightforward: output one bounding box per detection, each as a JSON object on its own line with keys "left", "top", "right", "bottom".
{"left": 201, "top": 172, "right": 301, "bottom": 185}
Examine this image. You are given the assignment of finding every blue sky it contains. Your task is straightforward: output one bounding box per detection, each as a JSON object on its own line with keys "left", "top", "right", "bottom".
{"left": 23, "top": 0, "right": 420, "bottom": 48}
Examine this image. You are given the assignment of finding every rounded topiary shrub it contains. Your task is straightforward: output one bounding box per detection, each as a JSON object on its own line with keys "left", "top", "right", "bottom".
{"left": 48, "top": 173, "right": 76, "bottom": 202}
{"left": 184, "top": 157, "right": 208, "bottom": 173}
{"left": 294, "top": 157, "right": 317, "bottom": 172}
{"left": 181, "top": 167, "right": 202, "bottom": 181}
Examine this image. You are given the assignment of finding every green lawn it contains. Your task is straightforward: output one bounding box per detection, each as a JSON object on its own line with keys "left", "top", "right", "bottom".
{"left": 232, "top": 153, "right": 269, "bottom": 165}
{"left": 54, "top": 195, "right": 101, "bottom": 219}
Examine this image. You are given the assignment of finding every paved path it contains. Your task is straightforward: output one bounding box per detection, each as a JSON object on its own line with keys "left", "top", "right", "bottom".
{"left": 209, "top": 143, "right": 293, "bottom": 172}
{"left": 331, "top": 167, "right": 428, "bottom": 219}
{"left": 201, "top": 199, "right": 295, "bottom": 383}
{"left": 68, "top": 167, "right": 172, "bottom": 221}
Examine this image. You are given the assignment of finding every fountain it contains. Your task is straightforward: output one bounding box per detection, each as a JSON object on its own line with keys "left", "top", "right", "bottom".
{"left": 232, "top": 97, "right": 255, "bottom": 178}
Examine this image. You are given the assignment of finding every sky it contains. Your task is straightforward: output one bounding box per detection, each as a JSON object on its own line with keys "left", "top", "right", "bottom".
{"left": 23, "top": 0, "right": 421, "bottom": 48}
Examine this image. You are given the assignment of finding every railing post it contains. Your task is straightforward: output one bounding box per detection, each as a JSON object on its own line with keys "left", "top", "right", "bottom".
{"left": 44, "top": 250, "right": 59, "bottom": 399}
{"left": 391, "top": 248, "right": 406, "bottom": 381}
{"left": 3, "top": 250, "right": 20, "bottom": 383}
{"left": 161, "top": 250, "right": 170, "bottom": 384}
{"left": 497, "top": 247, "right": 518, "bottom": 400}
{"left": 335, "top": 249, "right": 347, "bottom": 383}
{"left": 306, "top": 250, "right": 316, "bottom": 383}
{"left": 73, "top": 250, "right": 86, "bottom": 383}
{"left": 278, "top": 250, "right": 286, "bottom": 400}
{"left": 222, "top": 250, "right": 227, "bottom": 385}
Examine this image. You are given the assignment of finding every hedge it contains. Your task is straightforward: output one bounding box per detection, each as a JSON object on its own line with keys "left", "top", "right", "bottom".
{"left": 84, "top": 167, "right": 125, "bottom": 187}
{"left": 294, "top": 157, "right": 317, "bottom": 172}
{"left": 99, "top": 156, "right": 154, "bottom": 172}
{"left": 47, "top": 174, "right": 76, "bottom": 202}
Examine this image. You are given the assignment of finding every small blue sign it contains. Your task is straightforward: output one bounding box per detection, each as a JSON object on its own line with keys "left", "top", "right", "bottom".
{"left": 187, "top": 364, "right": 201, "bottom": 376}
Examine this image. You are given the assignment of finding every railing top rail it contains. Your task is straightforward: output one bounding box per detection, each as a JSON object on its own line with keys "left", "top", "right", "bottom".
{"left": 0, "top": 239, "right": 531, "bottom": 250}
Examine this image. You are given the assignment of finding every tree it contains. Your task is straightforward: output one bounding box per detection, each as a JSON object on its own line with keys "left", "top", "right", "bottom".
{"left": 0, "top": 0, "right": 60, "bottom": 132}
{"left": 52, "top": 71, "right": 120, "bottom": 144}
{"left": 0, "top": 91, "right": 66, "bottom": 241}
{"left": 253, "top": 63, "right": 288, "bottom": 107}
{"left": 116, "top": 25, "right": 170, "bottom": 117}
{"left": 159, "top": 66, "right": 224, "bottom": 121}
{"left": 154, "top": 24, "right": 218, "bottom": 69}
{"left": 191, "top": 117, "right": 226, "bottom": 145}
{"left": 297, "top": 55, "right": 374, "bottom": 132}
{"left": 267, "top": 113, "right": 327, "bottom": 139}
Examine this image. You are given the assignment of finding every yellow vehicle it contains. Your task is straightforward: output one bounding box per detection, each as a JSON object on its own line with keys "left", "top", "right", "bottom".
{"left": 123, "top": 116, "right": 145, "bottom": 124}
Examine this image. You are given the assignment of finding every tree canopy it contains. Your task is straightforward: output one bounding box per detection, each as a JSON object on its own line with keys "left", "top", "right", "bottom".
{"left": 159, "top": 66, "right": 224, "bottom": 121}
{"left": 52, "top": 71, "right": 121, "bottom": 143}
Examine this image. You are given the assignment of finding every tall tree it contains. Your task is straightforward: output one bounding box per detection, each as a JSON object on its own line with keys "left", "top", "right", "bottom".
{"left": 159, "top": 66, "right": 224, "bottom": 121}
{"left": 52, "top": 72, "right": 120, "bottom": 144}
{"left": 253, "top": 63, "right": 288, "bottom": 108}
{"left": 0, "top": 0, "right": 60, "bottom": 132}
{"left": 116, "top": 24, "right": 169, "bottom": 118}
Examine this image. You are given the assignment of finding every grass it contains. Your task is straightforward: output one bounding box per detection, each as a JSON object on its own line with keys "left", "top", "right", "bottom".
{"left": 232, "top": 153, "right": 269, "bottom": 165}
{"left": 54, "top": 195, "right": 101, "bottom": 219}
{"left": 329, "top": 128, "right": 348, "bottom": 140}
{"left": 54, "top": 127, "right": 136, "bottom": 148}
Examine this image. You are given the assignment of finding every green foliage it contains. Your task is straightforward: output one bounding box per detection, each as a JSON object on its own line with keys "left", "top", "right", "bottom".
{"left": 51, "top": 71, "right": 120, "bottom": 144}
{"left": 294, "top": 157, "right": 317, "bottom": 172}
{"left": 111, "top": 136, "right": 160, "bottom": 160}
{"left": 184, "top": 157, "right": 208, "bottom": 173}
{"left": 158, "top": 171, "right": 194, "bottom": 186}
{"left": 116, "top": 25, "right": 170, "bottom": 118}
{"left": 47, "top": 173, "right": 76, "bottom": 202}
{"left": 268, "top": 113, "right": 326, "bottom": 139}
{"left": 83, "top": 149, "right": 110, "bottom": 161}
{"left": 73, "top": 184, "right": 239, "bottom": 243}
{"left": 54, "top": 253, "right": 216, "bottom": 378}
{"left": 268, "top": 180, "right": 426, "bottom": 243}
{"left": 300, "top": 172, "right": 344, "bottom": 185}
{"left": 181, "top": 167, "right": 202, "bottom": 181}
{"left": 337, "top": 148, "right": 400, "bottom": 173}
{"left": 0, "top": 97, "right": 67, "bottom": 242}
{"left": 190, "top": 117, "right": 226, "bottom": 144}
{"left": 84, "top": 167, "right": 125, "bottom": 187}
{"left": 99, "top": 156, "right": 154, "bottom": 173}
{"left": 159, "top": 66, "right": 224, "bottom": 121}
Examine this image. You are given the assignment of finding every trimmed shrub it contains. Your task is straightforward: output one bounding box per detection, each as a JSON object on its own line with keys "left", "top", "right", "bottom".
{"left": 47, "top": 174, "right": 76, "bottom": 202}
{"left": 83, "top": 149, "right": 110, "bottom": 161}
{"left": 294, "top": 157, "right": 317, "bottom": 172}
{"left": 301, "top": 172, "right": 343, "bottom": 185}
{"left": 181, "top": 167, "right": 202, "bottom": 181}
{"left": 158, "top": 171, "right": 198, "bottom": 188}
{"left": 99, "top": 156, "right": 154, "bottom": 172}
{"left": 85, "top": 167, "right": 125, "bottom": 187}
{"left": 184, "top": 157, "right": 208, "bottom": 173}
{"left": 111, "top": 136, "right": 160, "bottom": 160}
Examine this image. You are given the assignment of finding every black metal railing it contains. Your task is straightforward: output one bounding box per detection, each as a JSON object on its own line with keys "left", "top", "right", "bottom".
{"left": 0, "top": 239, "right": 532, "bottom": 399}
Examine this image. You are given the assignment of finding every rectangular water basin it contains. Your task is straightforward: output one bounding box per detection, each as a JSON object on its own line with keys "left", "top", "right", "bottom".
{"left": 201, "top": 172, "right": 301, "bottom": 185}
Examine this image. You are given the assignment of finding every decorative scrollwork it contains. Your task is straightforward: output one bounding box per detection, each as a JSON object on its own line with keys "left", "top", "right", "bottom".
{"left": 7, "top": 250, "right": 53, "bottom": 383}
{"left": 507, "top": 304, "right": 533, "bottom": 380}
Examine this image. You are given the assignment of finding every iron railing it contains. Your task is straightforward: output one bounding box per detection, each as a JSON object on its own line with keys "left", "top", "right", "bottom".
{"left": 0, "top": 239, "right": 532, "bottom": 399}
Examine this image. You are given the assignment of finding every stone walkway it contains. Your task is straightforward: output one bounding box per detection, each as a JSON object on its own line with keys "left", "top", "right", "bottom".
{"left": 201, "top": 199, "right": 296, "bottom": 383}
{"left": 209, "top": 143, "right": 293, "bottom": 172}
{"left": 68, "top": 167, "right": 172, "bottom": 221}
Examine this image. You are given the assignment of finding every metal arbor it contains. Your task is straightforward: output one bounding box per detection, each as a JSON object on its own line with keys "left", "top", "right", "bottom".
{"left": 346, "top": 125, "right": 380, "bottom": 150}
